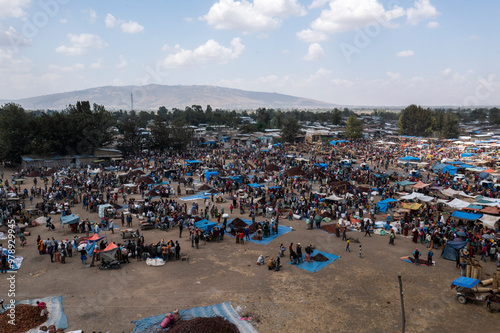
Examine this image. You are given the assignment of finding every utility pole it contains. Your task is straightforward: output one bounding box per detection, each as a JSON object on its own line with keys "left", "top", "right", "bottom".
{"left": 398, "top": 274, "right": 405, "bottom": 333}
{"left": 131, "top": 92, "right": 133, "bottom": 112}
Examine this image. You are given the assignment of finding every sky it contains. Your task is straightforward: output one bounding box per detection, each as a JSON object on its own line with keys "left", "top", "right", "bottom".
{"left": 0, "top": 0, "right": 499, "bottom": 107}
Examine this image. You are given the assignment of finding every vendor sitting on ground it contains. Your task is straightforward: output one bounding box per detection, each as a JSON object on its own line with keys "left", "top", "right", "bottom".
{"left": 160, "top": 309, "right": 181, "bottom": 328}
{"left": 267, "top": 257, "right": 275, "bottom": 270}
{"left": 257, "top": 254, "right": 264, "bottom": 265}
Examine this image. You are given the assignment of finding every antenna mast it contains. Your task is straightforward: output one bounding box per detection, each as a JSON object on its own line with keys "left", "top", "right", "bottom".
{"left": 131, "top": 92, "right": 134, "bottom": 111}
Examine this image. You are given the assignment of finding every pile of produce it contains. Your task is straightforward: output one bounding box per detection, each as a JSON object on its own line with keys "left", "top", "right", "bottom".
{"left": 169, "top": 316, "right": 240, "bottom": 333}
{"left": 0, "top": 304, "right": 48, "bottom": 333}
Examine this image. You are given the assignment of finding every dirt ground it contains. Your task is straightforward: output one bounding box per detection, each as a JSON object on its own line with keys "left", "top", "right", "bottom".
{"left": 1, "top": 170, "right": 499, "bottom": 333}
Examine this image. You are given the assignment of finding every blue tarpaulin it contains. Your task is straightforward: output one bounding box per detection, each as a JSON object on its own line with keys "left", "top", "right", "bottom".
{"left": 460, "top": 153, "right": 476, "bottom": 157}
{"left": 132, "top": 302, "right": 258, "bottom": 333}
{"left": 289, "top": 249, "right": 340, "bottom": 273}
{"left": 194, "top": 219, "right": 218, "bottom": 233}
{"left": 377, "top": 198, "right": 397, "bottom": 213}
{"left": 398, "top": 156, "right": 420, "bottom": 161}
{"left": 315, "top": 163, "right": 329, "bottom": 168}
{"left": 451, "top": 211, "right": 482, "bottom": 221}
{"left": 441, "top": 239, "right": 468, "bottom": 261}
{"left": 60, "top": 214, "right": 80, "bottom": 225}
{"left": 451, "top": 277, "right": 480, "bottom": 289}
{"left": 205, "top": 171, "right": 219, "bottom": 181}
{"left": 248, "top": 183, "right": 264, "bottom": 188}
{"left": 269, "top": 186, "right": 282, "bottom": 189}
{"left": 185, "top": 160, "right": 201, "bottom": 164}
{"left": 396, "top": 180, "right": 417, "bottom": 186}
{"left": 329, "top": 140, "right": 348, "bottom": 146}
{"left": 227, "top": 219, "right": 292, "bottom": 245}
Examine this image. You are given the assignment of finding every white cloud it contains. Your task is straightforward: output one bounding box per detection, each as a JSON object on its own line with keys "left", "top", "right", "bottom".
{"left": 0, "top": 0, "right": 30, "bottom": 19}
{"left": 396, "top": 50, "right": 414, "bottom": 57}
{"left": 90, "top": 58, "right": 103, "bottom": 69}
{"left": 0, "top": 25, "right": 32, "bottom": 47}
{"left": 297, "top": 0, "right": 405, "bottom": 42}
{"left": 309, "top": 0, "right": 330, "bottom": 9}
{"left": 296, "top": 29, "right": 327, "bottom": 43}
{"left": 105, "top": 13, "right": 117, "bottom": 27}
{"left": 201, "top": 0, "right": 306, "bottom": 33}
{"left": 183, "top": 17, "right": 194, "bottom": 23}
{"left": 48, "top": 63, "right": 85, "bottom": 72}
{"left": 105, "top": 13, "right": 144, "bottom": 34}
{"left": 159, "top": 37, "right": 245, "bottom": 69}
{"left": 55, "top": 33, "right": 108, "bottom": 56}
{"left": 386, "top": 71, "right": 400, "bottom": 80}
{"left": 441, "top": 68, "right": 452, "bottom": 76}
{"left": 116, "top": 55, "right": 127, "bottom": 69}
{"left": 304, "top": 43, "right": 325, "bottom": 61}
{"left": 426, "top": 21, "right": 439, "bottom": 28}
{"left": 120, "top": 21, "right": 144, "bottom": 34}
{"left": 0, "top": 48, "right": 33, "bottom": 73}
{"left": 470, "top": 35, "right": 481, "bottom": 40}
{"left": 83, "top": 8, "right": 98, "bottom": 23}
{"left": 60, "top": 19, "right": 67, "bottom": 24}
{"left": 406, "top": 0, "right": 439, "bottom": 25}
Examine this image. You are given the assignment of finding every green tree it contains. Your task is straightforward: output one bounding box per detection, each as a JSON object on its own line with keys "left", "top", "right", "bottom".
{"left": 280, "top": 118, "right": 301, "bottom": 143}
{"left": 344, "top": 115, "right": 364, "bottom": 139}
{"left": 331, "top": 108, "right": 342, "bottom": 125}
{"left": 0, "top": 103, "right": 34, "bottom": 163}
{"left": 169, "top": 119, "right": 193, "bottom": 150}
{"left": 398, "top": 104, "right": 434, "bottom": 136}
{"left": 441, "top": 112, "right": 460, "bottom": 139}
{"left": 118, "top": 116, "right": 141, "bottom": 153}
{"left": 149, "top": 115, "right": 170, "bottom": 150}
{"left": 489, "top": 107, "right": 500, "bottom": 125}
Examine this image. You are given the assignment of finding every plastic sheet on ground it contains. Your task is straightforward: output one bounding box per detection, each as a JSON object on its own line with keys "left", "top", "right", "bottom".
{"left": 132, "top": 302, "right": 258, "bottom": 333}
{"left": 400, "top": 256, "right": 434, "bottom": 266}
{"left": 0, "top": 296, "right": 69, "bottom": 332}
{"left": 146, "top": 257, "right": 166, "bottom": 266}
{"left": 180, "top": 193, "right": 210, "bottom": 201}
{"left": 288, "top": 249, "right": 340, "bottom": 273}
{"left": 227, "top": 219, "right": 292, "bottom": 245}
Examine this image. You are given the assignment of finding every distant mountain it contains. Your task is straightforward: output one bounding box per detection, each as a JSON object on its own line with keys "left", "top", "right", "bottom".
{"left": 0, "top": 84, "right": 336, "bottom": 110}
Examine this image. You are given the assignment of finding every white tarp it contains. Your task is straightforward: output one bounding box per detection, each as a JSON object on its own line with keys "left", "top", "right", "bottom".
{"left": 446, "top": 198, "right": 471, "bottom": 209}
{"left": 399, "top": 192, "right": 434, "bottom": 202}
{"left": 325, "top": 194, "right": 344, "bottom": 201}
{"left": 479, "top": 214, "right": 500, "bottom": 229}
{"left": 146, "top": 257, "right": 166, "bottom": 266}
{"left": 441, "top": 188, "right": 460, "bottom": 197}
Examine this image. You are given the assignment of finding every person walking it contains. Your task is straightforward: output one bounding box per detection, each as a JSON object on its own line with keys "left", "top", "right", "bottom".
{"left": 175, "top": 241, "right": 181, "bottom": 260}
{"left": 346, "top": 239, "right": 351, "bottom": 252}
{"left": 359, "top": 245, "right": 362, "bottom": 259}
{"left": 414, "top": 248, "right": 421, "bottom": 266}
{"left": 296, "top": 243, "right": 303, "bottom": 264}
{"left": 342, "top": 227, "right": 347, "bottom": 241}
{"left": 178, "top": 221, "right": 183, "bottom": 238}
{"left": 364, "top": 223, "right": 371, "bottom": 237}
{"left": 389, "top": 230, "right": 395, "bottom": 245}
{"left": 427, "top": 249, "right": 434, "bottom": 266}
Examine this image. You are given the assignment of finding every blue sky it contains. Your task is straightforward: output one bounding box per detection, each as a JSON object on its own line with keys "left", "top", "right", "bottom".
{"left": 0, "top": 0, "right": 499, "bottom": 107}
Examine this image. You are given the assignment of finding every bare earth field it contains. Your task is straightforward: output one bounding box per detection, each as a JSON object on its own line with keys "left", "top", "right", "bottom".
{"left": 1, "top": 171, "right": 499, "bottom": 333}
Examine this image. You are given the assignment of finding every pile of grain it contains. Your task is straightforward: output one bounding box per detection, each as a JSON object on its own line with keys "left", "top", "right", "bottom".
{"left": 0, "top": 304, "right": 48, "bottom": 333}
{"left": 169, "top": 317, "right": 240, "bottom": 333}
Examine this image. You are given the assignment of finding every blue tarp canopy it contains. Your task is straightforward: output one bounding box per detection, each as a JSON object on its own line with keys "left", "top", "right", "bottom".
{"left": 269, "top": 186, "right": 282, "bottom": 189}
{"left": 396, "top": 180, "right": 417, "bottom": 186}
{"left": 248, "top": 183, "right": 264, "bottom": 188}
{"left": 466, "top": 205, "right": 483, "bottom": 210}
{"left": 377, "top": 198, "right": 398, "bottom": 213}
{"left": 478, "top": 172, "right": 491, "bottom": 179}
{"left": 451, "top": 277, "right": 480, "bottom": 289}
{"left": 441, "top": 240, "right": 468, "bottom": 261}
{"left": 185, "top": 160, "right": 201, "bottom": 164}
{"left": 373, "top": 173, "right": 389, "bottom": 178}
{"left": 60, "top": 214, "right": 80, "bottom": 225}
{"left": 432, "top": 163, "right": 458, "bottom": 176}
{"left": 205, "top": 171, "right": 219, "bottom": 181}
{"left": 329, "top": 140, "right": 348, "bottom": 146}
{"left": 398, "top": 156, "right": 420, "bottom": 161}
{"left": 315, "top": 163, "right": 329, "bottom": 168}
{"left": 273, "top": 143, "right": 282, "bottom": 146}
{"left": 451, "top": 211, "right": 482, "bottom": 221}
{"left": 229, "top": 175, "right": 243, "bottom": 183}
{"left": 193, "top": 219, "right": 218, "bottom": 233}
{"left": 460, "top": 153, "right": 476, "bottom": 157}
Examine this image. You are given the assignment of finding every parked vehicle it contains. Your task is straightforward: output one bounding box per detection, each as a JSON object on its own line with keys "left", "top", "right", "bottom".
{"left": 451, "top": 277, "right": 500, "bottom": 307}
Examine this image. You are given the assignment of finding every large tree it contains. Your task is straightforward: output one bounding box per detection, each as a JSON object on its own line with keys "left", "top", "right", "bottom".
{"left": 441, "top": 112, "right": 460, "bottom": 139}
{"left": 344, "top": 115, "right": 364, "bottom": 139}
{"left": 280, "top": 118, "right": 301, "bottom": 143}
{"left": 0, "top": 103, "right": 34, "bottom": 163}
{"left": 398, "top": 104, "right": 434, "bottom": 136}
